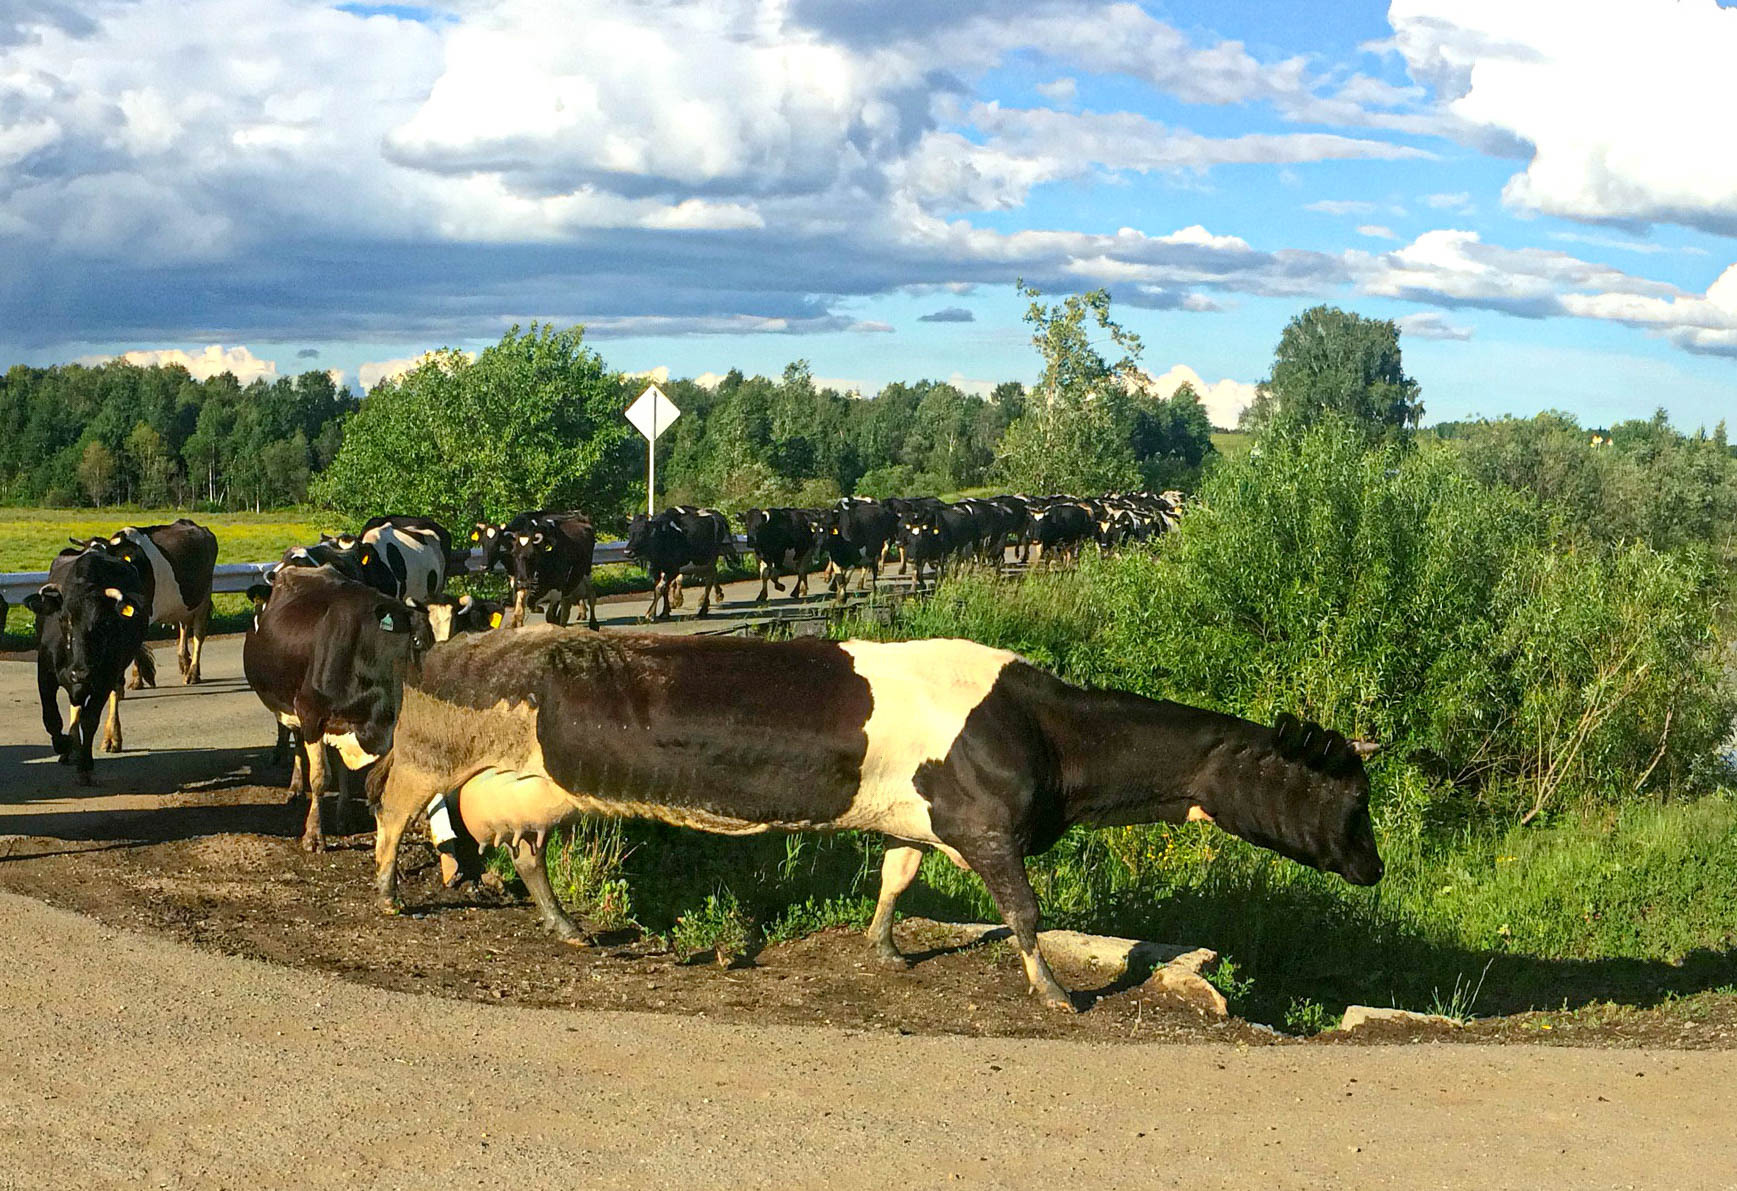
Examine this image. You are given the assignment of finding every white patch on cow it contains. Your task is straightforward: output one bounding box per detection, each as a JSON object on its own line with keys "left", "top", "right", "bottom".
{"left": 326, "top": 731, "right": 381, "bottom": 770}
{"left": 426, "top": 603, "right": 457, "bottom": 643}
{"left": 1186, "top": 805, "right": 1216, "bottom": 824}
{"left": 117, "top": 527, "right": 190, "bottom": 623}
{"left": 833, "top": 638, "right": 1018, "bottom": 845}
{"left": 360, "top": 524, "right": 446, "bottom": 603}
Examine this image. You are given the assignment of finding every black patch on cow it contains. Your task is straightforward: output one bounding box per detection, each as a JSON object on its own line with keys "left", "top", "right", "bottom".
{"left": 424, "top": 632, "right": 874, "bottom": 826}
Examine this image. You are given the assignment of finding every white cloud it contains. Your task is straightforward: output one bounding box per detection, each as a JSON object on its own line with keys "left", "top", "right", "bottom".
{"left": 1305, "top": 199, "right": 1377, "bottom": 215}
{"left": 1395, "top": 312, "right": 1473, "bottom": 341}
{"left": 1034, "top": 77, "right": 1077, "bottom": 104}
{"left": 1422, "top": 191, "right": 1472, "bottom": 212}
{"left": 358, "top": 349, "right": 475, "bottom": 391}
{"left": 119, "top": 344, "right": 277, "bottom": 383}
{"left": 1357, "top": 224, "right": 1397, "bottom": 240}
{"left": 1391, "top": 0, "right": 1737, "bottom": 234}
{"left": 624, "top": 365, "right": 670, "bottom": 384}
{"left": 1140, "top": 364, "right": 1258, "bottom": 428}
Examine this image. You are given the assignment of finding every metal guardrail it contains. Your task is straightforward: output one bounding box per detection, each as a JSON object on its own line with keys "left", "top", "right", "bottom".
{"left": 0, "top": 537, "right": 740, "bottom": 605}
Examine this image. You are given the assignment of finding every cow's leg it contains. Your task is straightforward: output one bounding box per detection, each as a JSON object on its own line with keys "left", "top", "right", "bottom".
{"left": 866, "top": 843, "right": 925, "bottom": 968}
{"left": 37, "top": 653, "right": 69, "bottom": 758}
{"left": 372, "top": 753, "right": 433, "bottom": 911}
{"left": 513, "top": 836, "right": 587, "bottom": 944}
{"left": 648, "top": 578, "right": 669, "bottom": 621}
{"left": 333, "top": 756, "right": 369, "bottom": 837}
{"left": 755, "top": 563, "right": 770, "bottom": 604}
{"left": 100, "top": 686, "right": 123, "bottom": 753}
{"left": 693, "top": 565, "right": 717, "bottom": 617}
{"left": 956, "top": 838, "right": 1073, "bottom": 1012}
{"left": 509, "top": 585, "right": 530, "bottom": 629}
{"left": 187, "top": 600, "right": 210, "bottom": 683}
{"left": 584, "top": 577, "right": 600, "bottom": 632}
{"left": 300, "top": 739, "right": 328, "bottom": 851}
{"left": 72, "top": 692, "right": 103, "bottom": 785}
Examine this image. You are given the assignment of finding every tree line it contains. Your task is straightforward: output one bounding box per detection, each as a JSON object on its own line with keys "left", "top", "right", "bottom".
{"left": 0, "top": 363, "right": 352, "bottom": 510}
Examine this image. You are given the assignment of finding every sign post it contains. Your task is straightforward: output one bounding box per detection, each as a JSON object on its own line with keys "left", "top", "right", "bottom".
{"left": 625, "top": 383, "right": 681, "bottom": 517}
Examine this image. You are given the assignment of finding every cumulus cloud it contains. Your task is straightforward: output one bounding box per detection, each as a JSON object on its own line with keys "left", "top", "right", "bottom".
{"left": 359, "top": 349, "right": 475, "bottom": 391}
{"left": 1139, "top": 364, "right": 1258, "bottom": 428}
{"left": 1357, "top": 225, "right": 1397, "bottom": 240}
{"left": 119, "top": 344, "right": 277, "bottom": 383}
{"left": 1391, "top": 0, "right": 1737, "bottom": 234}
{"left": 1395, "top": 312, "right": 1473, "bottom": 341}
{"left": 918, "top": 307, "right": 975, "bottom": 323}
{"left": 1034, "top": 77, "right": 1077, "bottom": 104}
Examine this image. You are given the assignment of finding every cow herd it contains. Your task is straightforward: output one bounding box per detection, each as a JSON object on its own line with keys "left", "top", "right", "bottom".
{"left": 14, "top": 488, "right": 1389, "bottom": 1012}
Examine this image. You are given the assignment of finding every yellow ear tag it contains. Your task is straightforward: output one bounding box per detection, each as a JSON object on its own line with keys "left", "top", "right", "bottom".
{"left": 470, "top": 531, "right": 480, "bottom": 541}
{"left": 489, "top": 611, "right": 503, "bottom": 628}
{"left": 119, "top": 603, "right": 135, "bottom": 618}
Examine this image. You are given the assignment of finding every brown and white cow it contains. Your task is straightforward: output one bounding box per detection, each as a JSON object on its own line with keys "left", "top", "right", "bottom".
{"left": 93, "top": 519, "right": 218, "bottom": 685}
{"left": 372, "top": 630, "right": 1383, "bottom": 1011}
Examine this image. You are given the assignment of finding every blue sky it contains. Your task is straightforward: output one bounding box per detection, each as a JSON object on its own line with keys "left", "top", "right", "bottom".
{"left": 3, "top": 0, "right": 1735, "bottom": 429}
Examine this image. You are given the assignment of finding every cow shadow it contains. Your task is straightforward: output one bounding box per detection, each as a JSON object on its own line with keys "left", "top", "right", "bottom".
{"left": 0, "top": 742, "right": 298, "bottom": 844}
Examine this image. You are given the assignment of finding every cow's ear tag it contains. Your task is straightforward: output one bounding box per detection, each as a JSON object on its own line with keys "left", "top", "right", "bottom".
{"left": 118, "top": 602, "right": 136, "bottom": 618}
{"left": 489, "top": 611, "right": 503, "bottom": 628}
{"left": 379, "top": 610, "right": 398, "bottom": 632}
{"left": 470, "top": 530, "right": 480, "bottom": 541}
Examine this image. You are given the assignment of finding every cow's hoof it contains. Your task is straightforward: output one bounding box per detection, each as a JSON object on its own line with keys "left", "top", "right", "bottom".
{"left": 101, "top": 739, "right": 121, "bottom": 754}
{"left": 74, "top": 770, "right": 94, "bottom": 787}
{"left": 125, "top": 679, "right": 142, "bottom": 692}
{"left": 873, "top": 950, "right": 912, "bottom": 970}
{"left": 558, "top": 934, "right": 591, "bottom": 948}
{"left": 300, "top": 835, "right": 323, "bottom": 853}
{"left": 587, "top": 621, "right": 600, "bottom": 632}
{"left": 1036, "top": 990, "right": 1077, "bottom": 1014}
{"left": 377, "top": 898, "right": 400, "bottom": 916}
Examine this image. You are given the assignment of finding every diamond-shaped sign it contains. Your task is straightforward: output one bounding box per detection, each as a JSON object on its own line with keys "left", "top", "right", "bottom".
{"left": 626, "top": 383, "right": 681, "bottom": 442}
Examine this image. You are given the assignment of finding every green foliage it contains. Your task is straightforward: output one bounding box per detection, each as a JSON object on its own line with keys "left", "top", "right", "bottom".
{"left": 1447, "top": 409, "right": 1737, "bottom": 552}
{"left": 669, "top": 891, "right": 754, "bottom": 966}
{"left": 0, "top": 361, "right": 354, "bottom": 510}
{"left": 1242, "top": 305, "right": 1422, "bottom": 440}
{"left": 314, "top": 325, "right": 638, "bottom": 528}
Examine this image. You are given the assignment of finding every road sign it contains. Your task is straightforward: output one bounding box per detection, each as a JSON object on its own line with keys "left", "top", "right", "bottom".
{"left": 626, "top": 383, "right": 681, "bottom": 516}
{"left": 626, "top": 383, "right": 680, "bottom": 442}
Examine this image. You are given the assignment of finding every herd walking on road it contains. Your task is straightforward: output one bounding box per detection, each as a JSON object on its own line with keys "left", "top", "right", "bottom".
{"left": 16, "top": 488, "right": 1385, "bottom": 1011}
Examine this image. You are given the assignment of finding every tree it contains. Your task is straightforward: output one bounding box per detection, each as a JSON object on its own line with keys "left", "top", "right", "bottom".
{"left": 1129, "top": 381, "right": 1215, "bottom": 489}
{"left": 77, "top": 440, "right": 116, "bottom": 506}
{"left": 125, "top": 421, "right": 174, "bottom": 506}
{"left": 997, "top": 283, "right": 1143, "bottom": 492}
{"left": 312, "top": 324, "right": 638, "bottom": 528}
{"left": 1242, "top": 305, "right": 1422, "bottom": 441}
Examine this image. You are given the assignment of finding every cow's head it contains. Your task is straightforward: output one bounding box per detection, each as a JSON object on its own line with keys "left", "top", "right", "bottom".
{"left": 470, "top": 521, "right": 512, "bottom": 571}
{"left": 26, "top": 556, "right": 148, "bottom": 703}
{"left": 625, "top": 513, "right": 652, "bottom": 557}
{"left": 421, "top": 594, "right": 505, "bottom": 643}
{"left": 1194, "top": 714, "right": 1384, "bottom": 887}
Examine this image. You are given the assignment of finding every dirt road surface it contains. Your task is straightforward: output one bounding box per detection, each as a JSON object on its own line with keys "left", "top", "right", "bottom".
{"left": 7, "top": 574, "right": 1737, "bottom": 1188}
{"left": 1, "top": 888, "right": 1732, "bottom": 1190}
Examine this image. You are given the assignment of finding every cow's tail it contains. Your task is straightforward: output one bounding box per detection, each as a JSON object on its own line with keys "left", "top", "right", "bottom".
{"left": 364, "top": 749, "right": 393, "bottom": 811}
{"left": 133, "top": 644, "right": 158, "bottom": 689}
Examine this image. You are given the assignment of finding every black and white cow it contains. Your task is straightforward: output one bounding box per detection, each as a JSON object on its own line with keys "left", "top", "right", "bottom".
{"left": 624, "top": 507, "right": 737, "bottom": 620}
{"left": 373, "top": 631, "right": 1383, "bottom": 1011}
{"left": 1029, "top": 501, "right": 1098, "bottom": 565}
{"left": 467, "top": 510, "right": 556, "bottom": 575}
{"left": 83, "top": 519, "right": 218, "bottom": 685}
{"left": 742, "top": 507, "right": 821, "bottom": 603}
{"left": 505, "top": 512, "right": 600, "bottom": 631}
{"left": 353, "top": 516, "right": 450, "bottom": 603}
{"left": 25, "top": 548, "right": 153, "bottom": 783}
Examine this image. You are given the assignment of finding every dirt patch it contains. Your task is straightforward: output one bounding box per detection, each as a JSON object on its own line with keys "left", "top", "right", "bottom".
{"left": 4, "top": 788, "right": 1737, "bottom": 1048}
{"left": 0, "top": 790, "right": 1268, "bottom": 1045}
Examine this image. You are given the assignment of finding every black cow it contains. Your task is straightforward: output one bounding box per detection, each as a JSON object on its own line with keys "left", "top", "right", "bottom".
{"left": 243, "top": 564, "right": 434, "bottom": 850}
{"left": 466, "top": 510, "right": 556, "bottom": 574}
{"left": 1030, "top": 502, "right": 1097, "bottom": 565}
{"left": 743, "top": 507, "right": 821, "bottom": 602}
{"left": 817, "top": 498, "right": 899, "bottom": 594}
{"left": 625, "top": 507, "right": 737, "bottom": 620}
{"left": 374, "top": 632, "right": 1383, "bottom": 1011}
{"left": 25, "top": 549, "right": 152, "bottom": 784}
{"left": 505, "top": 511, "right": 600, "bottom": 631}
